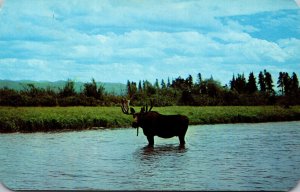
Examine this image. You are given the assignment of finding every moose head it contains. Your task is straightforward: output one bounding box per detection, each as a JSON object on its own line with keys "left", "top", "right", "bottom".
{"left": 121, "top": 99, "right": 153, "bottom": 135}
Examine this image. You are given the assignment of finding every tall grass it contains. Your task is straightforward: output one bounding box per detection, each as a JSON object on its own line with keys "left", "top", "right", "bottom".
{"left": 0, "top": 107, "right": 132, "bottom": 133}
{"left": 156, "top": 106, "right": 300, "bottom": 124}
{"left": 1, "top": 106, "right": 300, "bottom": 133}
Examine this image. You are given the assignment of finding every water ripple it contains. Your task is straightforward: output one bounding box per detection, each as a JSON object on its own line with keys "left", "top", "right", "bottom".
{"left": 0, "top": 121, "right": 300, "bottom": 190}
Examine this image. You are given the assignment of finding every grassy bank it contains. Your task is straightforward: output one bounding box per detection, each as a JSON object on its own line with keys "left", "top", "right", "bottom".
{"left": 1, "top": 106, "right": 300, "bottom": 133}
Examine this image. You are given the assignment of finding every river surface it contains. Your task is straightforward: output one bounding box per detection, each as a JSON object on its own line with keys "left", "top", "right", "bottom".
{"left": 1, "top": 121, "right": 300, "bottom": 191}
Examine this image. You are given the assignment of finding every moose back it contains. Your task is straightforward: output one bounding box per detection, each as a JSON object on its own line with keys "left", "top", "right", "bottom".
{"left": 121, "top": 100, "right": 189, "bottom": 147}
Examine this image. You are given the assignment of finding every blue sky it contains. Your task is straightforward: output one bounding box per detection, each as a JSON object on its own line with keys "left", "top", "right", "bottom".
{"left": 0, "top": 0, "right": 299, "bottom": 85}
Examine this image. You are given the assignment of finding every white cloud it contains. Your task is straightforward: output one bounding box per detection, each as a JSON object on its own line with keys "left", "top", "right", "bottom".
{"left": 1, "top": 28, "right": 297, "bottom": 83}
{"left": 94, "top": 30, "right": 291, "bottom": 64}
{"left": 210, "top": 31, "right": 253, "bottom": 43}
{"left": 3, "top": 0, "right": 296, "bottom": 36}
{"left": 0, "top": 0, "right": 299, "bottom": 84}
{"left": 224, "top": 20, "right": 259, "bottom": 33}
{"left": 278, "top": 38, "right": 300, "bottom": 61}
{"left": 224, "top": 38, "right": 288, "bottom": 63}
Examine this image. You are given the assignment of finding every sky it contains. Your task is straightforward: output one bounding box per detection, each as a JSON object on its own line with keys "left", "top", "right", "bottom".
{"left": 0, "top": 0, "right": 299, "bottom": 85}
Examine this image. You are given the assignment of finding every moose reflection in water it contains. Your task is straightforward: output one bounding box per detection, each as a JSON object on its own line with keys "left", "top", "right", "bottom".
{"left": 121, "top": 99, "right": 189, "bottom": 147}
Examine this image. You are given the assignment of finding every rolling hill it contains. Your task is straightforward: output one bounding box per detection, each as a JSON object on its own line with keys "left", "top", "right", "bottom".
{"left": 0, "top": 80, "right": 127, "bottom": 95}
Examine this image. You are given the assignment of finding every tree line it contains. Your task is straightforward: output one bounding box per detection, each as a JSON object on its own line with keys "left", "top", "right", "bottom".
{"left": 126, "top": 69, "right": 299, "bottom": 106}
{"left": 0, "top": 78, "right": 120, "bottom": 106}
{"left": 0, "top": 70, "right": 299, "bottom": 107}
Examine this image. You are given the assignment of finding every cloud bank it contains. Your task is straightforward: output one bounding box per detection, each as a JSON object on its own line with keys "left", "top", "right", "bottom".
{"left": 0, "top": 0, "right": 299, "bottom": 84}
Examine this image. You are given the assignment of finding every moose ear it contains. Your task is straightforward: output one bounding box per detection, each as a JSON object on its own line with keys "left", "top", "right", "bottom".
{"left": 130, "top": 107, "right": 135, "bottom": 114}
{"left": 140, "top": 107, "right": 145, "bottom": 113}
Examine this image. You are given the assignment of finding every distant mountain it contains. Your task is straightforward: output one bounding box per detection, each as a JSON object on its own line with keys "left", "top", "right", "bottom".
{"left": 0, "top": 80, "right": 127, "bottom": 95}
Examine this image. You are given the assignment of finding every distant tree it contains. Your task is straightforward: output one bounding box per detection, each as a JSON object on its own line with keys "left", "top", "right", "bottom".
{"left": 179, "top": 90, "right": 194, "bottom": 105}
{"left": 161, "top": 79, "right": 166, "bottom": 89}
{"left": 45, "top": 86, "right": 57, "bottom": 96}
{"left": 290, "top": 72, "right": 299, "bottom": 95}
{"left": 172, "top": 76, "right": 187, "bottom": 90}
{"left": 258, "top": 71, "right": 266, "bottom": 93}
{"left": 83, "top": 78, "right": 98, "bottom": 99}
{"left": 138, "top": 80, "right": 143, "bottom": 93}
{"left": 142, "top": 80, "right": 146, "bottom": 90}
{"left": 167, "top": 77, "right": 171, "bottom": 88}
{"left": 238, "top": 74, "right": 247, "bottom": 93}
{"left": 246, "top": 72, "right": 257, "bottom": 94}
{"left": 24, "top": 84, "right": 39, "bottom": 97}
{"left": 97, "top": 84, "right": 105, "bottom": 100}
{"left": 232, "top": 73, "right": 246, "bottom": 94}
{"left": 126, "top": 80, "right": 137, "bottom": 98}
{"left": 144, "top": 80, "right": 156, "bottom": 96}
{"left": 60, "top": 79, "right": 76, "bottom": 97}
{"left": 197, "top": 73, "right": 202, "bottom": 85}
{"left": 264, "top": 69, "right": 274, "bottom": 94}
{"left": 126, "top": 80, "right": 131, "bottom": 96}
{"left": 282, "top": 72, "right": 291, "bottom": 95}
{"left": 230, "top": 74, "right": 236, "bottom": 91}
{"left": 186, "top": 75, "right": 193, "bottom": 89}
{"left": 154, "top": 79, "right": 160, "bottom": 89}
{"left": 277, "top": 72, "right": 299, "bottom": 106}
{"left": 0, "top": 87, "right": 24, "bottom": 106}
{"left": 277, "top": 72, "right": 297, "bottom": 96}
{"left": 132, "top": 82, "right": 137, "bottom": 95}
{"left": 131, "top": 82, "right": 137, "bottom": 97}
{"left": 199, "top": 79, "right": 208, "bottom": 94}
{"left": 197, "top": 78, "right": 222, "bottom": 97}
{"left": 206, "top": 79, "right": 222, "bottom": 97}
{"left": 277, "top": 72, "right": 285, "bottom": 95}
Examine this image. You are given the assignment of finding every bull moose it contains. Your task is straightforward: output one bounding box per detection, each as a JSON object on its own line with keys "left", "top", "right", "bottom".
{"left": 121, "top": 99, "right": 189, "bottom": 147}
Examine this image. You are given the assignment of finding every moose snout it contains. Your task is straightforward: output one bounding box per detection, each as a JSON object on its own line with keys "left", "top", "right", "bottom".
{"left": 132, "top": 116, "right": 139, "bottom": 128}
{"left": 132, "top": 122, "right": 139, "bottom": 128}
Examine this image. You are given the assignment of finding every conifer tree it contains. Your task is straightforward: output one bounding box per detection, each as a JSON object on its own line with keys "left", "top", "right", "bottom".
{"left": 83, "top": 78, "right": 98, "bottom": 98}
{"left": 155, "top": 79, "right": 160, "bottom": 89}
{"left": 264, "top": 69, "right": 274, "bottom": 94}
{"left": 258, "top": 71, "right": 266, "bottom": 93}
{"left": 290, "top": 72, "right": 299, "bottom": 95}
{"left": 247, "top": 72, "right": 257, "bottom": 94}
{"left": 138, "top": 80, "right": 143, "bottom": 92}
{"left": 197, "top": 73, "right": 202, "bottom": 84}
{"left": 277, "top": 72, "right": 285, "bottom": 95}
{"left": 230, "top": 74, "right": 236, "bottom": 91}
{"left": 60, "top": 79, "right": 76, "bottom": 97}
{"left": 167, "top": 77, "right": 171, "bottom": 88}
{"left": 161, "top": 79, "right": 166, "bottom": 89}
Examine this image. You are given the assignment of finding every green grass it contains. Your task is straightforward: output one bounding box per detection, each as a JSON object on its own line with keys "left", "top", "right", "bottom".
{"left": 1, "top": 106, "right": 300, "bottom": 133}
{"left": 157, "top": 106, "right": 300, "bottom": 124}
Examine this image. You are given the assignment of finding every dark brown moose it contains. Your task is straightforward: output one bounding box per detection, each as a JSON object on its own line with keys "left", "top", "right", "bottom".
{"left": 121, "top": 99, "right": 189, "bottom": 147}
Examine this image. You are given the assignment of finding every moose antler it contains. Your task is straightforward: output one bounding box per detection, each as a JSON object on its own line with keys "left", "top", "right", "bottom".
{"left": 143, "top": 99, "right": 154, "bottom": 113}
{"left": 148, "top": 99, "right": 154, "bottom": 112}
{"left": 121, "top": 99, "right": 135, "bottom": 115}
{"left": 121, "top": 99, "right": 129, "bottom": 114}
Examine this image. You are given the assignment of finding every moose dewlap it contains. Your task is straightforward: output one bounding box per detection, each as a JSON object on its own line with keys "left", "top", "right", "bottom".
{"left": 121, "top": 99, "right": 189, "bottom": 147}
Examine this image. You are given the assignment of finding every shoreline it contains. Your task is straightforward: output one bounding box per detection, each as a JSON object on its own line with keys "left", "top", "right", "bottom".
{"left": 1, "top": 106, "right": 300, "bottom": 133}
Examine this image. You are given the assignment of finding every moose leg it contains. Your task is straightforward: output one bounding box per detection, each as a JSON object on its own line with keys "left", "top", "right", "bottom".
{"left": 179, "top": 135, "right": 185, "bottom": 147}
{"left": 179, "top": 124, "right": 188, "bottom": 147}
{"left": 147, "top": 136, "right": 154, "bottom": 147}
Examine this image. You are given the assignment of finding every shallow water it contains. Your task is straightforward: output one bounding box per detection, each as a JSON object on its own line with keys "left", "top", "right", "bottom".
{"left": 1, "top": 121, "right": 300, "bottom": 190}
